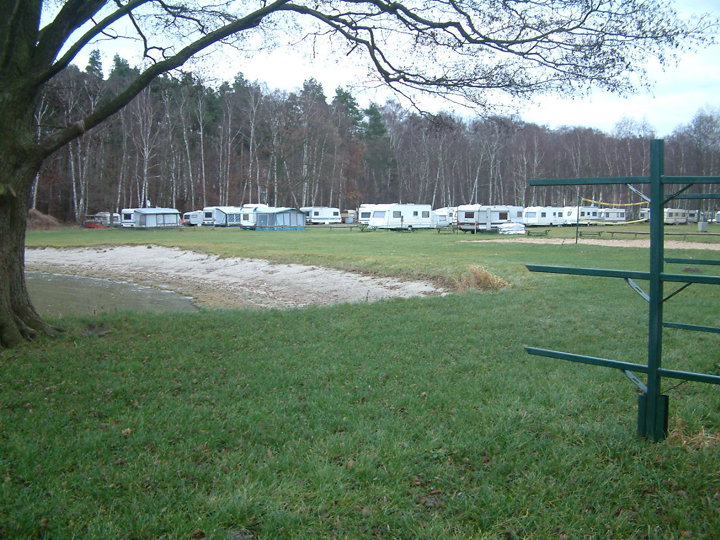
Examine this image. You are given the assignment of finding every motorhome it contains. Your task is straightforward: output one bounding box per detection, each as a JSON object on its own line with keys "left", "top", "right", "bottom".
{"left": 457, "top": 204, "right": 523, "bottom": 232}
{"left": 367, "top": 203, "right": 435, "bottom": 230}
{"left": 181, "top": 210, "right": 203, "bottom": 226}
{"left": 562, "top": 206, "right": 600, "bottom": 226}
{"left": 121, "top": 208, "right": 181, "bottom": 228}
{"left": 664, "top": 208, "right": 688, "bottom": 225}
{"left": 300, "top": 206, "right": 342, "bottom": 225}
{"left": 522, "top": 206, "right": 565, "bottom": 226}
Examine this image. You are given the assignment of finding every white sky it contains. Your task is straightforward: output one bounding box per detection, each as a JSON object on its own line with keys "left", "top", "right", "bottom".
{"left": 69, "top": 0, "right": 719, "bottom": 137}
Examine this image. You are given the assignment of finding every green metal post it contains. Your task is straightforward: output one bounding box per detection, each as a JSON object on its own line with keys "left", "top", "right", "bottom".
{"left": 640, "top": 139, "right": 668, "bottom": 441}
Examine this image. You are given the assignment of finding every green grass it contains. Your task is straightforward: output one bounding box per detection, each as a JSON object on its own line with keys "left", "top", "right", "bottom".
{"left": 4, "top": 227, "right": 719, "bottom": 538}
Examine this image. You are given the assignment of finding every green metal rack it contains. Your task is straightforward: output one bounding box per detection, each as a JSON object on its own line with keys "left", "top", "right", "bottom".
{"left": 525, "top": 139, "right": 720, "bottom": 441}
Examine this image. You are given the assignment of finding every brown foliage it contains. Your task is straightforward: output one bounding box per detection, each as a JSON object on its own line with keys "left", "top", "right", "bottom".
{"left": 453, "top": 265, "right": 510, "bottom": 291}
{"left": 27, "top": 209, "right": 61, "bottom": 231}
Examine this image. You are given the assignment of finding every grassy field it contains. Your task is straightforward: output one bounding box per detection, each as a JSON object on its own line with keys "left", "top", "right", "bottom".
{"left": 3, "top": 226, "right": 719, "bottom": 539}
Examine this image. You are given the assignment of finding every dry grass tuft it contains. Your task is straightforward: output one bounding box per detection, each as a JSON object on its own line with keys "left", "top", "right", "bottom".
{"left": 668, "top": 418, "right": 720, "bottom": 449}
{"left": 454, "top": 264, "right": 510, "bottom": 291}
{"left": 27, "top": 209, "right": 61, "bottom": 230}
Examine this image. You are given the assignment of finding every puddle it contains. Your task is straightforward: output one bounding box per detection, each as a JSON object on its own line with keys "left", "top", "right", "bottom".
{"left": 26, "top": 272, "right": 198, "bottom": 317}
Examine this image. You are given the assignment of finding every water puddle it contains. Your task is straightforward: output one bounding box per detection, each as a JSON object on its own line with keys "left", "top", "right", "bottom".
{"left": 26, "top": 272, "right": 198, "bottom": 317}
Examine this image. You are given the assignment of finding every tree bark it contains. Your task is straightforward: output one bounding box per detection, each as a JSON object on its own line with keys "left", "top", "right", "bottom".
{"left": 0, "top": 175, "right": 61, "bottom": 348}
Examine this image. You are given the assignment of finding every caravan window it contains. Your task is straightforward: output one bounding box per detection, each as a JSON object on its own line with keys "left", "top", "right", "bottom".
{"left": 413, "top": 211, "right": 419, "bottom": 217}
{"left": 333, "top": 211, "right": 339, "bottom": 216}
{"left": 204, "top": 211, "right": 213, "bottom": 219}
{"left": 313, "top": 211, "right": 320, "bottom": 216}
{"left": 373, "top": 211, "right": 386, "bottom": 219}
{"left": 422, "top": 211, "right": 430, "bottom": 218}
{"left": 499, "top": 212, "right": 508, "bottom": 220}
{"left": 360, "top": 211, "right": 371, "bottom": 219}
{"left": 464, "top": 211, "right": 474, "bottom": 219}
{"left": 540, "top": 212, "right": 547, "bottom": 218}
{"left": 393, "top": 211, "right": 402, "bottom": 218}
{"left": 123, "top": 213, "right": 132, "bottom": 221}
{"left": 526, "top": 212, "right": 536, "bottom": 218}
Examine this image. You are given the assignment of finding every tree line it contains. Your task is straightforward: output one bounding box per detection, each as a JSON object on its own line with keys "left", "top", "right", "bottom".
{"left": 33, "top": 53, "right": 720, "bottom": 222}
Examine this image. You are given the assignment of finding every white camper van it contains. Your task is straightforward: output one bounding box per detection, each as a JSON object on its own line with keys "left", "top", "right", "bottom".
{"left": 457, "top": 204, "right": 523, "bottom": 232}
{"left": 368, "top": 203, "right": 435, "bottom": 230}
{"left": 300, "top": 206, "right": 342, "bottom": 225}
{"left": 522, "top": 206, "right": 565, "bottom": 226}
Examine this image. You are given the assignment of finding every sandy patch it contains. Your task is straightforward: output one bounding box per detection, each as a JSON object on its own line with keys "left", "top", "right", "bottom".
{"left": 25, "top": 246, "right": 442, "bottom": 310}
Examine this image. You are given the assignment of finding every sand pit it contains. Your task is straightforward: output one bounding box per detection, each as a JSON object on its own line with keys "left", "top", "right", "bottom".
{"left": 25, "top": 246, "right": 442, "bottom": 310}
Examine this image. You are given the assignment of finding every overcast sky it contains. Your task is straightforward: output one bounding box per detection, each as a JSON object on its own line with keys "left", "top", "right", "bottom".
{"left": 228, "top": 0, "right": 720, "bottom": 137}
{"left": 68, "top": 0, "right": 719, "bottom": 137}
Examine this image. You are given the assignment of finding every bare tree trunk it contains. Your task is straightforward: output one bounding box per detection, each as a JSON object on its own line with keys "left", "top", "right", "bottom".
{"left": 0, "top": 173, "right": 61, "bottom": 347}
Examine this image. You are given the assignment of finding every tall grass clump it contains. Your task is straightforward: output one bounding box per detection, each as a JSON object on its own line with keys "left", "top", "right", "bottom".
{"left": 453, "top": 264, "right": 510, "bottom": 291}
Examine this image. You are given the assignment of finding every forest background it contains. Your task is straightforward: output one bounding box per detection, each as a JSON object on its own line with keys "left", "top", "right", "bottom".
{"left": 34, "top": 52, "right": 720, "bottom": 223}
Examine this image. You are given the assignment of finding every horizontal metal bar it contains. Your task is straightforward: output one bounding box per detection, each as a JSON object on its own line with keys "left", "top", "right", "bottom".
{"left": 527, "top": 347, "right": 720, "bottom": 386}
{"left": 659, "top": 367, "right": 720, "bottom": 385}
{"left": 663, "top": 322, "right": 720, "bottom": 334}
{"left": 662, "top": 273, "right": 720, "bottom": 285}
{"left": 665, "top": 258, "right": 720, "bottom": 266}
{"left": 525, "top": 347, "right": 649, "bottom": 373}
{"left": 526, "top": 265, "right": 649, "bottom": 280}
{"left": 674, "top": 193, "right": 720, "bottom": 199}
{"left": 527, "top": 265, "right": 720, "bottom": 285}
{"left": 528, "top": 176, "right": 648, "bottom": 187}
{"left": 663, "top": 176, "right": 720, "bottom": 184}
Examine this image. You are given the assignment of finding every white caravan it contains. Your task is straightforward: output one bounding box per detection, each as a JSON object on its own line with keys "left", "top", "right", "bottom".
{"left": 201, "top": 206, "right": 244, "bottom": 227}
{"left": 687, "top": 210, "right": 700, "bottom": 223}
{"left": 121, "top": 208, "right": 181, "bottom": 228}
{"left": 522, "top": 206, "right": 565, "bottom": 226}
{"left": 664, "top": 208, "right": 688, "bottom": 225}
{"left": 433, "top": 206, "right": 457, "bottom": 229}
{"left": 457, "top": 204, "right": 523, "bottom": 232}
{"left": 300, "top": 206, "right": 342, "bottom": 225}
{"left": 182, "top": 210, "right": 203, "bottom": 226}
{"left": 597, "top": 208, "right": 626, "bottom": 224}
{"left": 562, "top": 206, "right": 600, "bottom": 226}
{"left": 640, "top": 208, "right": 651, "bottom": 221}
{"left": 368, "top": 203, "right": 435, "bottom": 230}
{"left": 358, "top": 204, "right": 386, "bottom": 226}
